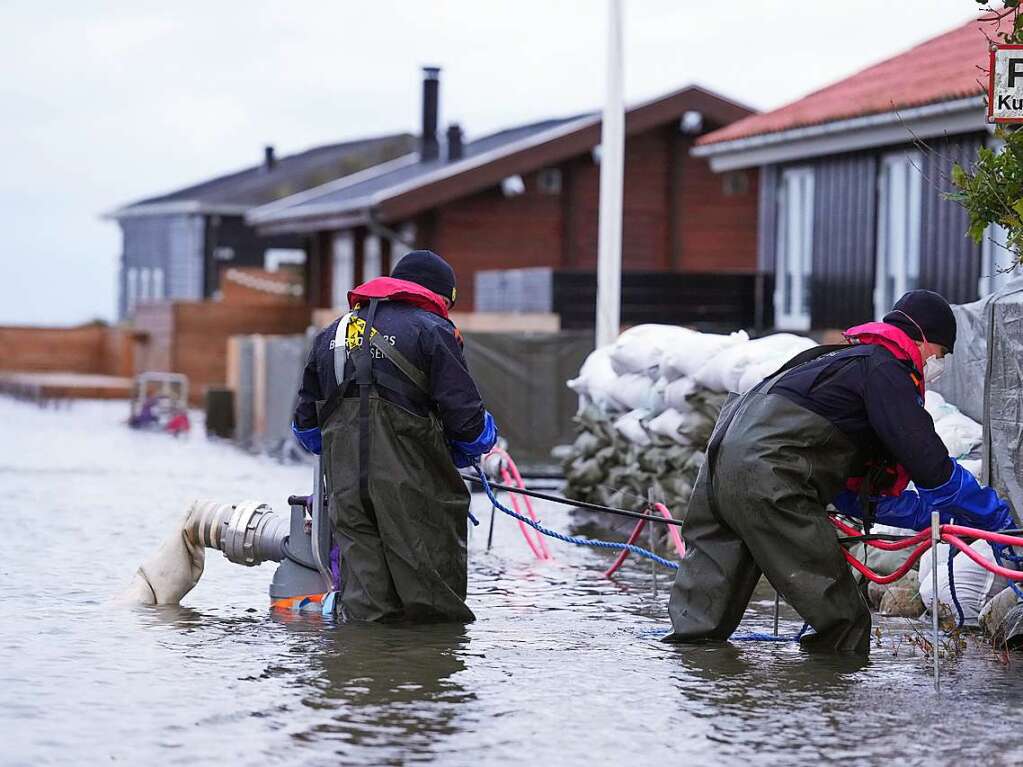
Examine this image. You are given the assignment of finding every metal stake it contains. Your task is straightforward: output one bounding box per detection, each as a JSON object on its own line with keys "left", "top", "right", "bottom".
{"left": 773, "top": 591, "right": 780, "bottom": 636}
{"left": 931, "top": 510, "right": 941, "bottom": 693}
{"left": 649, "top": 506, "right": 658, "bottom": 598}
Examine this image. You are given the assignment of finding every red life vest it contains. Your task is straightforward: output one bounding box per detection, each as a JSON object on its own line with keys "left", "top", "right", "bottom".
{"left": 841, "top": 321, "right": 926, "bottom": 497}
{"left": 348, "top": 277, "right": 450, "bottom": 320}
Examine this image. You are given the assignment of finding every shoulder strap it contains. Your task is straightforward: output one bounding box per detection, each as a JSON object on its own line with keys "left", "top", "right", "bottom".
{"left": 370, "top": 333, "right": 429, "bottom": 396}
{"left": 333, "top": 312, "right": 352, "bottom": 387}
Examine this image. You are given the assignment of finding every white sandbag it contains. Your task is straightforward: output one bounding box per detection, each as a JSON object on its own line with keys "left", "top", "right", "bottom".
{"left": 609, "top": 324, "right": 694, "bottom": 377}
{"left": 692, "top": 333, "right": 816, "bottom": 393}
{"left": 648, "top": 408, "right": 686, "bottom": 444}
{"left": 568, "top": 346, "right": 620, "bottom": 412}
{"left": 663, "top": 377, "right": 697, "bottom": 412}
{"left": 934, "top": 411, "right": 982, "bottom": 460}
{"left": 919, "top": 540, "right": 1010, "bottom": 627}
{"left": 117, "top": 503, "right": 206, "bottom": 606}
{"left": 659, "top": 330, "right": 748, "bottom": 381}
{"left": 960, "top": 458, "right": 983, "bottom": 478}
{"left": 613, "top": 409, "right": 652, "bottom": 446}
{"left": 611, "top": 372, "right": 665, "bottom": 413}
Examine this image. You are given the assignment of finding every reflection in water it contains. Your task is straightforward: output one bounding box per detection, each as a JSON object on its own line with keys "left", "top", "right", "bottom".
{"left": 281, "top": 619, "right": 473, "bottom": 763}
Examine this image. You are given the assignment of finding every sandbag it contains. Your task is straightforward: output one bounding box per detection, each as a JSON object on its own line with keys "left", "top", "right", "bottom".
{"left": 611, "top": 372, "right": 665, "bottom": 413}
{"left": 648, "top": 408, "right": 686, "bottom": 444}
{"left": 663, "top": 377, "right": 697, "bottom": 412}
{"left": 613, "top": 409, "right": 651, "bottom": 446}
{"left": 117, "top": 503, "right": 206, "bottom": 606}
{"left": 692, "top": 333, "right": 816, "bottom": 393}
{"left": 878, "top": 572, "right": 926, "bottom": 617}
{"left": 609, "top": 324, "right": 694, "bottom": 377}
{"left": 979, "top": 586, "right": 1020, "bottom": 637}
{"left": 568, "top": 347, "right": 620, "bottom": 413}
{"left": 659, "top": 330, "right": 748, "bottom": 381}
{"left": 919, "top": 541, "right": 1010, "bottom": 626}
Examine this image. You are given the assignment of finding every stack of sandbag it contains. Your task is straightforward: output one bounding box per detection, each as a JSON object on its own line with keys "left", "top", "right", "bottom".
{"left": 562, "top": 325, "right": 816, "bottom": 518}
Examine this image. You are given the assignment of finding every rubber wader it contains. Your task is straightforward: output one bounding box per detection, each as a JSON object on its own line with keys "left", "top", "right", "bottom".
{"left": 665, "top": 352, "right": 872, "bottom": 653}
{"left": 317, "top": 299, "right": 475, "bottom": 623}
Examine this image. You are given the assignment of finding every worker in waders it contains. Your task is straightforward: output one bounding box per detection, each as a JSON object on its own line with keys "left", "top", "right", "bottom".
{"left": 666, "top": 290, "right": 1014, "bottom": 654}
{"left": 291, "top": 250, "right": 497, "bottom": 622}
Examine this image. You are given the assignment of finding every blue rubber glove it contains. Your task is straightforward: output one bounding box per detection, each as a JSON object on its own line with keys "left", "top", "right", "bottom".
{"left": 916, "top": 459, "right": 1014, "bottom": 532}
{"left": 448, "top": 411, "right": 497, "bottom": 468}
{"left": 831, "top": 488, "right": 946, "bottom": 531}
{"left": 291, "top": 422, "right": 322, "bottom": 455}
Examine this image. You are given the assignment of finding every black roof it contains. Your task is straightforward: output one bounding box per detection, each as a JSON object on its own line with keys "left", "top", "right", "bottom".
{"left": 248, "top": 115, "right": 589, "bottom": 224}
{"left": 111, "top": 133, "right": 416, "bottom": 216}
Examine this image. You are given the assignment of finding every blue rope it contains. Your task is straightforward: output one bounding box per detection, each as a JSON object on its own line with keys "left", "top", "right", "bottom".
{"left": 473, "top": 464, "right": 680, "bottom": 571}
{"left": 946, "top": 544, "right": 965, "bottom": 630}
{"left": 732, "top": 622, "right": 811, "bottom": 642}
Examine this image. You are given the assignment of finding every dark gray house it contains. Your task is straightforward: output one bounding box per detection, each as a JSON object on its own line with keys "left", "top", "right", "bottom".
{"left": 105, "top": 134, "right": 414, "bottom": 318}
{"left": 693, "top": 16, "right": 1020, "bottom": 331}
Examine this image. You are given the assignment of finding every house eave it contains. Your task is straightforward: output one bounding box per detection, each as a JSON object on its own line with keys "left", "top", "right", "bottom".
{"left": 103, "top": 200, "right": 251, "bottom": 221}
{"left": 692, "top": 95, "right": 989, "bottom": 171}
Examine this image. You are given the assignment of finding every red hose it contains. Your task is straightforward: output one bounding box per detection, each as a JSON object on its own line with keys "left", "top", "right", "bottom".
{"left": 944, "top": 534, "right": 1023, "bottom": 580}
{"left": 603, "top": 503, "right": 685, "bottom": 578}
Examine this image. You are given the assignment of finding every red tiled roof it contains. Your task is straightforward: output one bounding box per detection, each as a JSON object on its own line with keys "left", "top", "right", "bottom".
{"left": 698, "top": 16, "right": 996, "bottom": 146}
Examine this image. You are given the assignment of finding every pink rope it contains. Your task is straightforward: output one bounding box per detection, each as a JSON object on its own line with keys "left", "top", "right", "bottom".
{"left": 487, "top": 446, "right": 551, "bottom": 560}
{"left": 603, "top": 503, "right": 685, "bottom": 578}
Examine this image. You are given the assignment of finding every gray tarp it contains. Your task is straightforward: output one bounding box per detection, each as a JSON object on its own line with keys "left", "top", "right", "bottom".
{"left": 462, "top": 331, "right": 593, "bottom": 468}
{"left": 933, "top": 277, "right": 1023, "bottom": 520}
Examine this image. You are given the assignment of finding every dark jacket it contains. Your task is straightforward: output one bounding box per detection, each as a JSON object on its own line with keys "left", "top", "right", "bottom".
{"left": 772, "top": 344, "right": 951, "bottom": 488}
{"left": 293, "top": 300, "right": 486, "bottom": 444}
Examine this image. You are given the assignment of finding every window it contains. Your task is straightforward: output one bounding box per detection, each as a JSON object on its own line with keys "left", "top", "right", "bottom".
{"left": 139, "top": 267, "right": 151, "bottom": 302}
{"left": 363, "top": 235, "right": 382, "bottom": 281}
{"left": 774, "top": 167, "right": 814, "bottom": 330}
{"left": 874, "top": 151, "right": 922, "bottom": 319}
{"left": 152, "top": 267, "right": 164, "bottom": 299}
{"left": 331, "top": 232, "right": 354, "bottom": 308}
{"left": 126, "top": 267, "right": 138, "bottom": 313}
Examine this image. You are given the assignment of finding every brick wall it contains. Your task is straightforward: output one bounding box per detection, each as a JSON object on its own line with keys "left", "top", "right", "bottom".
{"left": 0, "top": 324, "right": 134, "bottom": 376}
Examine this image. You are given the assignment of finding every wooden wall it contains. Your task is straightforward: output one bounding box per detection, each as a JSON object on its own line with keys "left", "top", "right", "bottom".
{"left": 133, "top": 302, "right": 312, "bottom": 403}
{"left": 0, "top": 324, "right": 134, "bottom": 376}
{"left": 421, "top": 123, "right": 759, "bottom": 310}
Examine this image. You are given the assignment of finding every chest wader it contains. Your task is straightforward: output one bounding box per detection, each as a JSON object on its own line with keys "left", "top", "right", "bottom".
{"left": 317, "top": 299, "right": 475, "bottom": 623}
{"left": 665, "top": 347, "right": 873, "bottom": 654}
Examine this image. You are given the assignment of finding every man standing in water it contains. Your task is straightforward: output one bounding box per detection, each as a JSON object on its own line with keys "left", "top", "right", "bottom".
{"left": 666, "top": 290, "right": 1014, "bottom": 653}
{"left": 291, "top": 250, "right": 497, "bottom": 622}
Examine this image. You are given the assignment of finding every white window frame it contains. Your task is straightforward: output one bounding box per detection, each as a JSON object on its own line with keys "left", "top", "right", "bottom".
{"left": 331, "top": 232, "right": 355, "bottom": 309}
{"left": 152, "top": 267, "right": 164, "bottom": 300}
{"left": 126, "top": 267, "right": 138, "bottom": 313}
{"left": 363, "top": 235, "right": 382, "bottom": 282}
{"left": 774, "top": 166, "right": 814, "bottom": 331}
{"left": 874, "top": 150, "right": 923, "bottom": 319}
{"left": 139, "top": 267, "right": 151, "bottom": 302}
{"left": 979, "top": 139, "right": 1021, "bottom": 296}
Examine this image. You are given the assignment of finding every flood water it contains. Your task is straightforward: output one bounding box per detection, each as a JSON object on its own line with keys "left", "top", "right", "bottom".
{"left": 3, "top": 399, "right": 1023, "bottom": 766}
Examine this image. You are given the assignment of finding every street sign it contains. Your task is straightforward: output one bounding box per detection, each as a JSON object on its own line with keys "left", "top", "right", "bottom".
{"left": 989, "top": 44, "right": 1023, "bottom": 123}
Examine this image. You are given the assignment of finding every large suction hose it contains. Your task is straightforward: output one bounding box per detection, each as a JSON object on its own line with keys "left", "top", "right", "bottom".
{"left": 188, "top": 500, "right": 289, "bottom": 566}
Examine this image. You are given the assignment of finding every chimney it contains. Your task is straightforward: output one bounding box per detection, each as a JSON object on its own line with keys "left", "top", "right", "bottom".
{"left": 264, "top": 145, "right": 276, "bottom": 172}
{"left": 446, "top": 123, "right": 463, "bottom": 162}
{"left": 420, "top": 66, "right": 441, "bottom": 162}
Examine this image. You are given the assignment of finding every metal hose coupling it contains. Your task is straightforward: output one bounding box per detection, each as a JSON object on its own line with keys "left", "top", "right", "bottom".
{"left": 189, "top": 500, "right": 289, "bottom": 567}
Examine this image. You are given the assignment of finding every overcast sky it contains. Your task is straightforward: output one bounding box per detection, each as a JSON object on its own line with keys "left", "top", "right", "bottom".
{"left": 0, "top": 1, "right": 978, "bottom": 325}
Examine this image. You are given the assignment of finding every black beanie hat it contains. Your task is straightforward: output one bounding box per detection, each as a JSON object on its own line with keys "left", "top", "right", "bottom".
{"left": 391, "top": 250, "right": 457, "bottom": 304}
{"left": 883, "top": 289, "right": 957, "bottom": 351}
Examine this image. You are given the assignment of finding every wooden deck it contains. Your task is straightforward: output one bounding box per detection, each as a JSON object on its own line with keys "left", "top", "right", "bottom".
{"left": 0, "top": 371, "right": 133, "bottom": 401}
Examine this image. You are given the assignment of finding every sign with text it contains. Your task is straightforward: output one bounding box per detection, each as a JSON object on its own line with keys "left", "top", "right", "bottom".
{"left": 989, "top": 44, "right": 1023, "bottom": 123}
